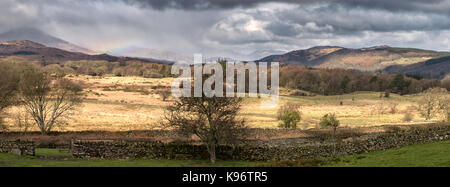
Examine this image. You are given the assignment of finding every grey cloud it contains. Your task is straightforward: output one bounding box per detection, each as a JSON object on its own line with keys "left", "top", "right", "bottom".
{"left": 123, "top": 0, "right": 450, "bottom": 15}
{"left": 121, "top": 0, "right": 279, "bottom": 10}
{"left": 272, "top": 4, "right": 450, "bottom": 33}
{"left": 2, "top": 0, "right": 450, "bottom": 61}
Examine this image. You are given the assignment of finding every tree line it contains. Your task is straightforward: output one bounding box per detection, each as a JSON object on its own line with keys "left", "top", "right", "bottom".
{"left": 2, "top": 57, "right": 172, "bottom": 78}
{"left": 279, "top": 65, "right": 442, "bottom": 95}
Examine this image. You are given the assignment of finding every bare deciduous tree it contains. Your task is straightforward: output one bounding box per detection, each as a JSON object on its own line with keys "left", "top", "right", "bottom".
{"left": 20, "top": 71, "right": 84, "bottom": 134}
{"left": 163, "top": 96, "right": 247, "bottom": 164}
{"left": 439, "top": 93, "right": 450, "bottom": 122}
{"left": 418, "top": 87, "right": 448, "bottom": 120}
{"left": 14, "top": 108, "right": 33, "bottom": 135}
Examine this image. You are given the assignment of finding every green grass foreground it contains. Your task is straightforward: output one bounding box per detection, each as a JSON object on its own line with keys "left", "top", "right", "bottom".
{"left": 327, "top": 139, "right": 450, "bottom": 167}
{"left": 267, "top": 140, "right": 450, "bottom": 167}
{"left": 0, "top": 149, "right": 263, "bottom": 167}
{"left": 0, "top": 140, "right": 449, "bottom": 167}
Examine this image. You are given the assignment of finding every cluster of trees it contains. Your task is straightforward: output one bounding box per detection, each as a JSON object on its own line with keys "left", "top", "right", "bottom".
{"left": 0, "top": 60, "right": 84, "bottom": 134}
{"left": 1, "top": 56, "right": 172, "bottom": 78}
{"left": 43, "top": 60, "right": 171, "bottom": 78}
{"left": 279, "top": 65, "right": 440, "bottom": 95}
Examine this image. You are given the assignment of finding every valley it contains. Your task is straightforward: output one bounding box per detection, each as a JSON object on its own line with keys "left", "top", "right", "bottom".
{"left": 1, "top": 74, "right": 443, "bottom": 132}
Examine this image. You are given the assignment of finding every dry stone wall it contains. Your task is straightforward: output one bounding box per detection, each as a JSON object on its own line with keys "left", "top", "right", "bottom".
{"left": 71, "top": 125, "right": 450, "bottom": 161}
{"left": 0, "top": 140, "right": 35, "bottom": 156}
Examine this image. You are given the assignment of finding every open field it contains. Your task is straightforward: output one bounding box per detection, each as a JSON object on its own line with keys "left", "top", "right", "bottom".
{"left": 1, "top": 140, "right": 448, "bottom": 167}
{"left": 2, "top": 75, "right": 444, "bottom": 132}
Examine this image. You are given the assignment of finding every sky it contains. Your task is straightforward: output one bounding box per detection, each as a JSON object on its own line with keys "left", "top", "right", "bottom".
{"left": 2, "top": 0, "right": 450, "bottom": 60}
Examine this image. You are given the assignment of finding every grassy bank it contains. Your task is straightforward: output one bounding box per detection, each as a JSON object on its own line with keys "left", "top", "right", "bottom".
{"left": 0, "top": 148, "right": 263, "bottom": 167}
{"left": 327, "top": 139, "right": 450, "bottom": 167}
{"left": 267, "top": 140, "right": 450, "bottom": 167}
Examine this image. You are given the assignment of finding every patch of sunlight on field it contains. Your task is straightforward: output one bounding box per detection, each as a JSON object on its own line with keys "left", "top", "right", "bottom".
{"left": 69, "top": 75, "right": 173, "bottom": 86}
{"left": 237, "top": 91, "right": 430, "bottom": 129}
{"left": 380, "top": 57, "right": 432, "bottom": 65}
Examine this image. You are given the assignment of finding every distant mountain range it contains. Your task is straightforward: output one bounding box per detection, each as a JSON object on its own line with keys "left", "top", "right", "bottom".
{"left": 109, "top": 46, "right": 285, "bottom": 64}
{"left": 0, "top": 28, "right": 96, "bottom": 54}
{"left": 1, "top": 27, "right": 449, "bottom": 78}
{"left": 108, "top": 47, "right": 191, "bottom": 64}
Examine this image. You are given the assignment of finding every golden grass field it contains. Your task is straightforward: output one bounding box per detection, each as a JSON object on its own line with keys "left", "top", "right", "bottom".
{"left": 3, "top": 75, "right": 446, "bottom": 132}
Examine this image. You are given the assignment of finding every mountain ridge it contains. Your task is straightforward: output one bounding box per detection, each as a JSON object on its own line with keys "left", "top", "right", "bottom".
{"left": 0, "top": 40, "right": 159, "bottom": 65}
{"left": 0, "top": 27, "right": 96, "bottom": 54}
{"left": 257, "top": 45, "right": 450, "bottom": 73}
{"left": 383, "top": 55, "right": 450, "bottom": 78}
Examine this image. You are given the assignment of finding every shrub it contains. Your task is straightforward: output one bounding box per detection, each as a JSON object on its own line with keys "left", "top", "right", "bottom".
{"left": 278, "top": 111, "right": 301, "bottom": 128}
{"left": 277, "top": 103, "right": 301, "bottom": 129}
{"left": 389, "top": 102, "right": 399, "bottom": 114}
{"left": 374, "top": 102, "right": 388, "bottom": 115}
{"left": 156, "top": 89, "right": 171, "bottom": 101}
{"left": 384, "top": 90, "right": 390, "bottom": 98}
{"left": 43, "top": 64, "right": 66, "bottom": 77}
{"left": 319, "top": 113, "right": 340, "bottom": 130}
{"left": 403, "top": 112, "right": 414, "bottom": 122}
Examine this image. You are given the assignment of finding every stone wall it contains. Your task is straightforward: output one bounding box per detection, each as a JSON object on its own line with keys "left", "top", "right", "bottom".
{"left": 0, "top": 140, "right": 35, "bottom": 156}
{"left": 71, "top": 125, "right": 450, "bottom": 161}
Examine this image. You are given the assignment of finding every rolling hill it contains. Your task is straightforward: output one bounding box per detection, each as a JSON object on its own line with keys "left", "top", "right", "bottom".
{"left": 0, "top": 40, "right": 157, "bottom": 65}
{"left": 257, "top": 45, "right": 450, "bottom": 72}
{"left": 383, "top": 55, "right": 450, "bottom": 78}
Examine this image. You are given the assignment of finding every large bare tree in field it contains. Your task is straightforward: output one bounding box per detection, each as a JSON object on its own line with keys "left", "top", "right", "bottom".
{"left": 19, "top": 70, "right": 84, "bottom": 134}
{"left": 163, "top": 96, "right": 247, "bottom": 164}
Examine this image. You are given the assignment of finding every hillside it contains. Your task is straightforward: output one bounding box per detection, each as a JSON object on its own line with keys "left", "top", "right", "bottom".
{"left": 384, "top": 55, "right": 450, "bottom": 78}
{"left": 0, "top": 27, "right": 95, "bottom": 54}
{"left": 0, "top": 40, "right": 157, "bottom": 65}
{"left": 257, "top": 46, "right": 449, "bottom": 72}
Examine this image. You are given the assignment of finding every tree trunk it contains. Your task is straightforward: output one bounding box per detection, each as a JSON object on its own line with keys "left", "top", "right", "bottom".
{"left": 207, "top": 143, "right": 216, "bottom": 164}
{"left": 38, "top": 120, "right": 47, "bottom": 135}
{"left": 332, "top": 127, "right": 337, "bottom": 156}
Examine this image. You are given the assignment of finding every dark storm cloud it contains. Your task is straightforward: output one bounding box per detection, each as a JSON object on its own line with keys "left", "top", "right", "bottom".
{"left": 2, "top": 0, "right": 450, "bottom": 60}
{"left": 122, "top": 0, "right": 276, "bottom": 10}
{"left": 124, "top": 0, "right": 450, "bottom": 14}
{"left": 268, "top": 4, "right": 450, "bottom": 34}
{"left": 122, "top": 0, "right": 450, "bottom": 34}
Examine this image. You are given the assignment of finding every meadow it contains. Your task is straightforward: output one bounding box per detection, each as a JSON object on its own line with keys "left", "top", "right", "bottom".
{"left": 3, "top": 75, "right": 440, "bottom": 132}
